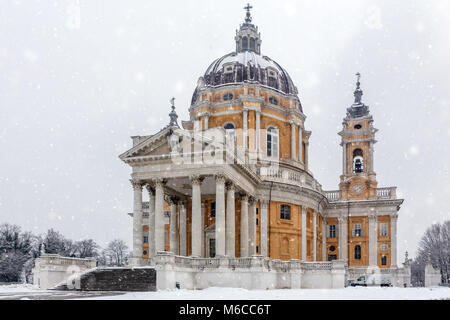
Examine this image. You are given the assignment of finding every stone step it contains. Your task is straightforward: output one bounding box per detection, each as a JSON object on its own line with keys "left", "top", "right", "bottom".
{"left": 54, "top": 267, "right": 157, "bottom": 292}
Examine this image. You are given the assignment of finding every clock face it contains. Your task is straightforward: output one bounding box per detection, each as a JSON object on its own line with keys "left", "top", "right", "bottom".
{"left": 352, "top": 184, "right": 364, "bottom": 195}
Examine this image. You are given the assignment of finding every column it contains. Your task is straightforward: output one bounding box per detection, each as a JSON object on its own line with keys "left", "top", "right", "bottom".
{"left": 154, "top": 178, "right": 166, "bottom": 253}
{"left": 225, "top": 182, "right": 236, "bottom": 257}
{"left": 240, "top": 194, "right": 249, "bottom": 257}
{"left": 256, "top": 110, "right": 261, "bottom": 155}
{"left": 201, "top": 201, "right": 205, "bottom": 257}
{"left": 260, "top": 200, "right": 269, "bottom": 257}
{"left": 305, "top": 141, "right": 309, "bottom": 171}
{"left": 243, "top": 108, "right": 248, "bottom": 151}
{"left": 215, "top": 174, "right": 226, "bottom": 257}
{"left": 290, "top": 121, "right": 296, "bottom": 160}
{"left": 369, "top": 141, "right": 374, "bottom": 173}
{"left": 369, "top": 214, "right": 378, "bottom": 266}
{"left": 248, "top": 197, "right": 257, "bottom": 256}
{"left": 145, "top": 184, "right": 156, "bottom": 258}
{"left": 131, "top": 180, "right": 143, "bottom": 262}
{"left": 313, "top": 211, "right": 317, "bottom": 261}
{"left": 179, "top": 201, "right": 187, "bottom": 256}
{"left": 169, "top": 198, "right": 178, "bottom": 255}
{"left": 190, "top": 175, "right": 202, "bottom": 257}
{"left": 390, "top": 213, "right": 398, "bottom": 267}
{"left": 204, "top": 113, "right": 209, "bottom": 130}
{"left": 338, "top": 216, "right": 348, "bottom": 261}
{"left": 322, "top": 218, "right": 327, "bottom": 261}
{"left": 301, "top": 206, "right": 307, "bottom": 261}
{"left": 342, "top": 141, "right": 347, "bottom": 175}
{"left": 298, "top": 125, "right": 303, "bottom": 163}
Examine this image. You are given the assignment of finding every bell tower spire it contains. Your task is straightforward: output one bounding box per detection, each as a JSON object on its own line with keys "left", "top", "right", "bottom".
{"left": 338, "top": 73, "right": 378, "bottom": 200}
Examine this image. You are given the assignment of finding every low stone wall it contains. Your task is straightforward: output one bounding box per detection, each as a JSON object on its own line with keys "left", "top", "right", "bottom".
{"left": 425, "top": 262, "right": 441, "bottom": 287}
{"left": 32, "top": 254, "right": 97, "bottom": 289}
{"left": 155, "top": 252, "right": 346, "bottom": 290}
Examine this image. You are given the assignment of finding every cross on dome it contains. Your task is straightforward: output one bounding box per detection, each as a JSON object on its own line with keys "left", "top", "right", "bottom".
{"left": 244, "top": 3, "right": 253, "bottom": 23}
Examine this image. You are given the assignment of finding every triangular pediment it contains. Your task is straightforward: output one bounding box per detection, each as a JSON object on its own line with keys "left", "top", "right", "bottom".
{"left": 119, "top": 126, "right": 173, "bottom": 160}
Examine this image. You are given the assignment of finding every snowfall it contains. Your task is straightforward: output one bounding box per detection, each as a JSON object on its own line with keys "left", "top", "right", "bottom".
{"left": 0, "top": 284, "right": 449, "bottom": 300}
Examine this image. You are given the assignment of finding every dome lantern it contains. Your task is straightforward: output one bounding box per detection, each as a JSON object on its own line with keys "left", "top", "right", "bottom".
{"left": 235, "top": 3, "right": 262, "bottom": 55}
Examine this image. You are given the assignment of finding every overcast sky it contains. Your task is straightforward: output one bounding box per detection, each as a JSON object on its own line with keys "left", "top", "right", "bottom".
{"left": 1, "top": 0, "right": 449, "bottom": 260}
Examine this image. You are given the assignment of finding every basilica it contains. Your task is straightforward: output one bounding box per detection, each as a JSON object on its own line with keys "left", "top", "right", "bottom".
{"left": 119, "top": 6, "right": 410, "bottom": 289}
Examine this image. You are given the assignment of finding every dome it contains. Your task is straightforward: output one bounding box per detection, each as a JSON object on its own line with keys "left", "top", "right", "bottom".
{"left": 191, "top": 6, "right": 302, "bottom": 112}
{"left": 191, "top": 51, "right": 301, "bottom": 108}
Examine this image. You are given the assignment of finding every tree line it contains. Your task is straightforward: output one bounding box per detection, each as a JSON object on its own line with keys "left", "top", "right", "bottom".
{"left": 410, "top": 220, "right": 449, "bottom": 286}
{"left": 0, "top": 223, "right": 130, "bottom": 283}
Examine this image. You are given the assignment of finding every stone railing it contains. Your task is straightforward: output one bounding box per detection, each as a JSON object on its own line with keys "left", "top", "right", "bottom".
{"left": 324, "top": 190, "right": 340, "bottom": 202}
{"left": 257, "top": 167, "right": 323, "bottom": 193}
{"left": 37, "top": 254, "right": 97, "bottom": 268}
{"left": 302, "top": 261, "right": 333, "bottom": 270}
{"left": 163, "top": 253, "right": 338, "bottom": 273}
{"left": 324, "top": 187, "right": 398, "bottom": 202}
{"left": 376, "top": 187, "right": 397, "bottom": 199}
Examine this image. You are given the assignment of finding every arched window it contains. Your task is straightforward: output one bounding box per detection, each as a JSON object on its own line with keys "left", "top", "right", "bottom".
{"left": 267, "top": 127, "right": 279, "bottom": 158}
{"left": 354, "top": 245, "right": 361, "bottom": 260}
{"left": 242, "top": 37, "right": 248, "bottom": 50}
{"left": 224, "top": 122, "right": 236, "bottom": 141}
{"left": 250, "top": 38, "right": 255, "bottom": 51}
{"left": 223, "top": 92, "right": 233, "bottom": 101}
{"left": 269, "top": 96, "right": 278, "bottom": 105}
{"left": 353, "top": 149, "right": 364, "bottom": 173}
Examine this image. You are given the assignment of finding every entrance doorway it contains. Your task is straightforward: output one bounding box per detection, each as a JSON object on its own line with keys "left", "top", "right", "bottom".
{"left": 209, "top": 239, "right": 216, "bottom": 258}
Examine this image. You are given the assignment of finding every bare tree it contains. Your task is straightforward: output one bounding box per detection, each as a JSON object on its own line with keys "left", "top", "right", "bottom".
{"left": 103, "top": 239, "right": 129, "bottom": 266}
{"left": 74, "top": 239, "right": 99, "bottom": 258}
{"left": 411, "top": 220, "right": 450, "bottom": 286}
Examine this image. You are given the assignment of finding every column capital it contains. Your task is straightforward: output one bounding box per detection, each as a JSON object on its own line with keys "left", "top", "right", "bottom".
{"left": 225, "top": 181, "right": 235, "bottom": 191}
{"left": 190, "top": 175, "right": 204, "bottom": 186}
{"left": 391, "top": 212, "right": 399, "bottom": 221}
{"left": 130, "top": 179, "right": 143, "bottom": 191}
{"left": 153, "top": 178, "right": 167, "bottom": 188}
{"left": 167, "top": 196, "right": 179, "bottom": 206}
{"left": 214, "top": 174, "right": 226, "bottom": 184}
{"left": 240, "top": 193, "right": 249, "bottom": 202}
{"left": 338, "top": 216, "right": 348, "bottom": 224}
{"left": 145, "top": 183, "right": 155, "bottom": 195}
{"left": 368, "top": 213, "right": 377, "bottom": 221}
{"left": 260, "top": 199, "right": 269, "bottom": 208}
{"left": 248, "top": 196, "right": 257, "bottom": 205}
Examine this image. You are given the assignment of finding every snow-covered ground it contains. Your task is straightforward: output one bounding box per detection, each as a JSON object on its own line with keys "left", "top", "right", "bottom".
{"left": 1, "top": 284, "right": 449, "bottom": 300}
{"left": 78, "top": 287, "right": 450, "bottom": 300}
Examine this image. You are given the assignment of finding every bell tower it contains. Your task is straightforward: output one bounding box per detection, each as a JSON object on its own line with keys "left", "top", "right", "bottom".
{"left": 338, "top": 73, "right": 378, "bottom": 200}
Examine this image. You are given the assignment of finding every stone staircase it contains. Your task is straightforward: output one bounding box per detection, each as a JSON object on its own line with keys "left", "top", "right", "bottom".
{"left": 53, "top": 267, "right": 156, "bottom": 291}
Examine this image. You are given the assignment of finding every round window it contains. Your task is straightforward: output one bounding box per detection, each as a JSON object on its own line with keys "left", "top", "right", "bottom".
{"left": 223, "top": 93, "right": 233, "bottom": 101}
{"left": 269, "top": 96, "right": 278, "bottom": 105}
{"left": 354, "top": 124, "right": 362, "bottom": 129}
{"left": 329, "top": 246, "right": 336, "bottom": 252}
{"left": 143, "top": 250, "right": 148, "bottom": 255}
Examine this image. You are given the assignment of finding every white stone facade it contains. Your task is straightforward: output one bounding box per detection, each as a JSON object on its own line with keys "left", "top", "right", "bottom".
{"left": 32, "top": 254, "right": 96, "bottom": 289}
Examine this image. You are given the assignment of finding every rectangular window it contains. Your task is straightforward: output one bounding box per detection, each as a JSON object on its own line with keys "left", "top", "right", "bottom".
{"left": 352, "top": 224, "right": 363, "bottom": 237}
{"left": 380, "top": 223, "right": 388, "bottom": 237}
{"left": 143, "top": 234, "right": 149, "bottom": 243}
{"left": 210, "top": 202, "right": 216, "bottom": 217}
{"left": 327, "top": 225, "right": 337, "bottom": 238}
{"left": 280, "top": 205, "right": 291, "bottom": 220}
{"left": 381, "top": 255, "right": 387, "bottom": 266}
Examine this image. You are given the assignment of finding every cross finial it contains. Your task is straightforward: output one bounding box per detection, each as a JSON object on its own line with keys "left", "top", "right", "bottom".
{"left": 170, "top": 97, "right": 175, "bottom": 109}
{"left": 244, "top": 3, "right": 253, "bottom": 23}
{"left": 356, "top": 72, "right": 361, "bottom": 89}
